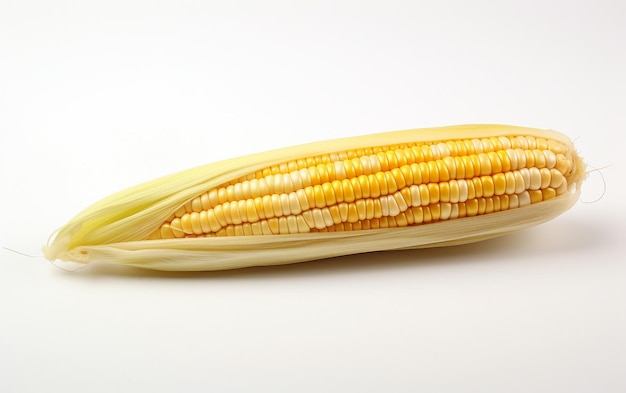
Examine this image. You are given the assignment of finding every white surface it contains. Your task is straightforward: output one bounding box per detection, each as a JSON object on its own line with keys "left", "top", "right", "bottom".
{"left": 1, "top": 1, "right": 625, "bottom": 392}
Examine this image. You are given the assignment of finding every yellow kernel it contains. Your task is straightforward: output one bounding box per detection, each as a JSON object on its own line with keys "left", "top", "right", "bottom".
{"left": 478, "top": 153, "right": 492, "bottom": 175}
{"left": 214, "top": 204, "right": 228, "bottom": 226}
{"left": 439, "top": 182, "right": 450, "bottom": 202}
{"left": 487, "top": 151, "right": 502, "bottom": 173}
{"left": 427, "top": 161, "right": 440, "bottom": 183}
{"left": 160, "top": 224, "right": 174, "bottom": 239}
{"left": 261, "top": 195, "right": 274, "bottom": 219}
{"left": 419, "top": 184, "right": 430, "bottom": 206}
{"left": 376, "top": 172, "right": 389, "bottom": 195}
{"left": 498, "top": 150, "right": 511, "bottom": 172}
{"left": 170, "top": 218, "right": 185, "bottom": 238}
{"left": 181, "top": 214, "right": 193, "bottom": 234}
{"left": 449, "top": 180, "right": 460, "bottom": 203}
{"left": 430, "top": 203, "right": 441, "bottom": 220}
{"left": 529, "top": 190, "right": 543, "bottom": 204}
{"left": 466, "top": 199, "right": 479, "bottom": 216}
{"left": 369, "top": 174, "right": 381, "bottom": 198}
{"left": 437, "top": 160, "right": 450, "bottom": 182}
{"left": 174, "top": 205, "right": 186, "bottom": 218}
{"left": 400, "top": 165, "right": 414, "bottom": 187}
{"left": 230, "top": 201, "right": 243, "bottom": 225}
{"left": 472, "top": 177, "right": 483, "bottom": 198}
{"left": 428, "top": 183, "right": 439, "bottom": 204}
{"left": 246, "top": 200, "right": 259, "bottom": 222}
{"left": 443, "top": 156, "right": 456, "bottom": 179}
{"left": 514, "top": 171, "right": 526, "bottom": 194}
{"left": 481, "top": 176, "right": 495, "bottom": 198}
{"left": 207, "top": 210, "right": 221, "bottom": 232}
{"left": 493, "top": 173, "right": 506, "bottom": 195}
{"left": 322, "top": 182, "right": 336, "bottom": 206}
{"left": 198, "top": 211, "right": 210, "bottom": 233}
{"left": 347, "top": 204, "right": 359, "bottom": 223}
{"left": 338, "top": 203, "right": 349, "bottom": 221}
{"left": 455, "top": 157, "right": 466, "bottom": 179}
{"left": 542, "top": 188, "right": 557, "bottom": 201}
{"left": 267, "top": 195, "right": 281, "bottom": 218}
{"left": 419, "top": 162, "right": 430, "bottom": 183}
{"left": 356, "top": 199, "right": 367, "bottom": 220}
{"left": 342, "top": 179, "right": 355, "bottom": 202}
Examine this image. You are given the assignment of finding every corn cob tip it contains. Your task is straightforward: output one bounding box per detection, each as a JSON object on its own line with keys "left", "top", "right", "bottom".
{"left": 43, "top": 230, "right": 82, "bottom": 264}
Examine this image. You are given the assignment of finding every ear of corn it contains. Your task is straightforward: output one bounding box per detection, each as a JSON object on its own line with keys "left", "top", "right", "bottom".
{"left": 43, "top": 124, "right": 586, "bottom": 271}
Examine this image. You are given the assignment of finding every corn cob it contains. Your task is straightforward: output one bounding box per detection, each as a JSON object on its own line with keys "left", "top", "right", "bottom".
{"left": 43, "top": 124, "right": 586, "bottom": 271}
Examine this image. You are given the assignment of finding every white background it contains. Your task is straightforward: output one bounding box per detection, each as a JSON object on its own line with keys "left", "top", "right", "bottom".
{"left": 1, "top": 1, "right": 625, "bottom": 392}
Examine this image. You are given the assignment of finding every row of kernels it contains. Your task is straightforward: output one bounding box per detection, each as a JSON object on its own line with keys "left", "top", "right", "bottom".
{"left": 162, "top": 185, "right": 561, "bottom": 239}
{"left": 177, "top": 164, "right": 567, "bottom": 232}
{"left": 175, "top": 167, "right": 564, "bottom": 230}
{"left": 506, "top": 149, "right": 559, "bottom": 171}
{"left": 229, "top": 135, "right": 567, "bottom": 185}
{"left": 197, "top": 147, "right": 567, "bottom": 211}
{"left": 174, "top": 143, "right": 571, "bottom": 217}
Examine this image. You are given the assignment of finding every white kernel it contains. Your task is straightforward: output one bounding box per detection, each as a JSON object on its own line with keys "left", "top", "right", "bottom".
{"left": 410, "top": 185, "right": 421, "bottom": 207}
{"left": 289, "top": 192, "right": 301, "bottom": 215}
{"left": 514, "top": 171, "right": 526, "bottom": 194}
{"left": 296, "top": 189, "right": 309, "bottom": 211}
{"left": 260, "top": 221, "right": 272, "bottom": 235}
{"left": 505, "top": 172, "right": 516, "bottom": 194}
{"left": 312, "top": 209, "right": 325, "bottom": 229}
{"left": 550, "top": 169, "right": 565, "bottom": 189}
{"left": 472, "top": 139, "right": 484, "bottom": 153}
{"left": 290, "top": 171, "right": 302, "bottom": 190}
{"left": 498, "top": 136, "right": 512, "bottom": 150}
{"left": 322, "top": 208, "right": 334, "bottom": 227}
{"left": 299, "top": 168, "right": 311, "bottom": 187}
{"left": 528, "top": 167, "right": 542, "bottom": 190}
{"left": 282, "top": 174, "right": 293, "bottom": 193}
{"left": 457, "top": 180, "right": 469, "bottom": 203}
{"left": 334, "top": 161, "right": 346, "bottom": 180}
{"left": 360, "top": 155, "right": 372, "bottom": 174}
{"left": 265, "top": 175, "right": 275, "bottom": 193}
{"left": 258, "top": 178, "right": 270, "bottom": 195}
{"left": 280, "top": 193, "right": 291, "bottom": 216}
{"left": 393, "top": 191, "right": 408, "bottom": 212}
{"left": 516, "top": 149, "right": 527, "bottom": 168}
{"left": 518, "top": 191, "right": 531, "bottom": 207}
{"left": 278, "top": 217, "right": 289, "bottom": 234}
{"left": 287, "top": 216, "right": 299, "bottom": 234}
{"left": 440, "top": 203, "right": 452, "bottom": 220}
{"left": 388, "top": 195, "right": 400, "bottom": 216}
{"left": 249, "top": 179, "right": 260, "bottom": 198}
{"left": 302, "top": 210, "right": 315, "bottom": 228}
{"left": 519, "top": 168, "right": 531, "bottom": 190}
{"left": 271, "top": 194, "right": 283, "bottom": 217}
{"left": 369, "top": 155, "right": 382, "bottom": 173}
{"left": 436, "top": 142, "right": 451, "bottom": 157}
{"left": 233, "top": 183, "right": 244, "bottom": 200}
{"left": 449, "top": 204, "right": 459, "bottom": 219}
{"left": 543, "top": 150, "right": 557, "bottom": 168}
{"left": 297, "top": 216, "right": 310, "bottom": 233}
{"left": 507, "top": 149, "right": 518, "bottom": 170}
{"left": 380, "top": 196, "right": 389, "bottom": 216}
